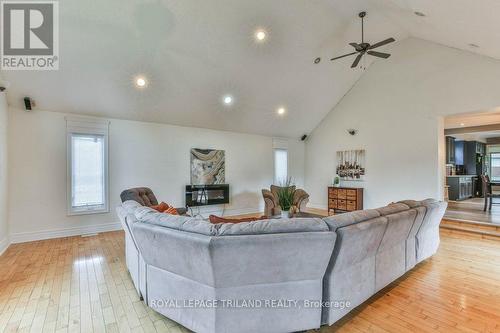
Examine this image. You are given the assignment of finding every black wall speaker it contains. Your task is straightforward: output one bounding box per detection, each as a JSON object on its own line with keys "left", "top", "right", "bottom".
{"left": 24, "top": 97, "right": 32, "bottom": 111}
{"left": 301, "top": 134, "right": 308, "bottom": 141}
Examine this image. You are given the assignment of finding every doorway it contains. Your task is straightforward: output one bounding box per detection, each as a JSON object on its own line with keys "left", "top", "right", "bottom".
{"left": 443, "top": 110, "right": 500, "bottom": 225}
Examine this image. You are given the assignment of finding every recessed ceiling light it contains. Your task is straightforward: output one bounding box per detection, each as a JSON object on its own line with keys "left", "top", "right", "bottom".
{"left": 314, "top": 57, "right": 321, "bottom": 64}
{"left": 460, "top": 123, "right": 465, "bottom": 127}
{"left": 255, "top": 30, "right": 267, "bottom": 42}
{"left": 414, "top": 11, "right": 426, "bottom": 17}
{"left": 223, "top": 95, "right": 233, "bottom": 105}
{"left": 135, "top": 77, "right": 147, "bottom": 88}
{"left": 277, "top": 107, "right": 286, "bottom": 115}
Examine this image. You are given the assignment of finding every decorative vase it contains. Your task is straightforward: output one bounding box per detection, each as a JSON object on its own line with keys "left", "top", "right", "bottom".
{"left": 332, "top": 175, "right": 341, "bottom": 187}
{"left": 281, "top": 210, "right": 290, "bottom": 219}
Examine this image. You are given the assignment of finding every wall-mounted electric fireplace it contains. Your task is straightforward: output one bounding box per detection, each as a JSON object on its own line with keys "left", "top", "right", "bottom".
{"left": 185, "top": 184, "right": 229, "bottom": 207}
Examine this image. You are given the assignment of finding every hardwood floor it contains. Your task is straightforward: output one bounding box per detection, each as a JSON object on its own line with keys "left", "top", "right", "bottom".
{"left": 1, "top": 230, "right": 499, "bottom": 333}
{"left": 445, "top": 198, "right": 500, "bottom": 225}
{"left": 0, "top": 232, "right": 188, "bottom": 333}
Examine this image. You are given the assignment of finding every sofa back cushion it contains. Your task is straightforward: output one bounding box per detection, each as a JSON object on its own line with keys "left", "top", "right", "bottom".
{"left": 330, "top": 216, "right": 388, "bottom": 271}
{"left": 378, "top": 209, "right": 417, "bottom": 252}
{"left": 135, "top": 206, "right": 217, "bottom": 236}
{"left": 216, "top": 217, "right": 328, "bottom": 236}
{"left": 133, "top": 206, "right": 329, "bottom": 236}
{"left": 376, "top": 203, "right": 410, "bottom": 216}
{"left": 122, "top": 200, "right": 143, "bottom": 214}
{"left": 322, "top": 209, "right": 381, "bottom": 232}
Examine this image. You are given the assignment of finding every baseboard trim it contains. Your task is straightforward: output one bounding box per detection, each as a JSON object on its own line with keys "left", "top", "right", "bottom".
{"left": 0, "top": 236, "right": 10, "bottom": 256}
{"left": 8, "top": 206, "right": 263, "bottom": 244}
{"left": 307, "top": 203, "right": 327, "bottom": 210}
{"left": 10, "top": 222, "right": 123, "bottom": 244}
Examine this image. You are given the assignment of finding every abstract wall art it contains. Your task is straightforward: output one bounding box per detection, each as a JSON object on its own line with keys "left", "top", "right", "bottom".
{"left": 190, "top": 148, "right": 225, "bottom": 185}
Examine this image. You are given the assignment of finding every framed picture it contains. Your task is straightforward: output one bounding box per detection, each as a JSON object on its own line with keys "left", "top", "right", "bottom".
{"left": 190, "top": 148, "right": 225, "bottom": 185}
{"left": 336, "top": 150, "right": 365, "bottom": 180}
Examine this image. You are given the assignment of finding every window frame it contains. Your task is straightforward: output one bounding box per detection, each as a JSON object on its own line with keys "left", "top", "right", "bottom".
{"left": 490, "top": 152, "right": 500, "bottom": 182}
{"left": 66, "top": 117, "right": 110, "bottom": 216}
{"left": 273, "top": 138, "right": 289, "bottom": 185}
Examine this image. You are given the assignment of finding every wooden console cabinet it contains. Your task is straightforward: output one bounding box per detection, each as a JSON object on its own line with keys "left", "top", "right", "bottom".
{"left": 328, "top": 187, "right": 363, "bottom": 214}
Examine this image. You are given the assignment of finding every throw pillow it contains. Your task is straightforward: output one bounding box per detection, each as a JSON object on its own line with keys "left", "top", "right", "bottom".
{"left": 209, "top": 215, "right": 266, "bottom": 224}
{"left": 151, "top": 202, "right": 170, "bottom": 212}
{"left": 164, "top": 206, "right": 179, "bottom": 215}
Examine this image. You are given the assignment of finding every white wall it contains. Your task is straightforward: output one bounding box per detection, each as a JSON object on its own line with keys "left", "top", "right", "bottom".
{"left": 305, "top": 38, "right": 500, "bottom": 209}
{"left": 8, "top": 108, "right": 304, "bottom": 242}
{"left": 0, "top": 93, "right": 8, "bottom": 254}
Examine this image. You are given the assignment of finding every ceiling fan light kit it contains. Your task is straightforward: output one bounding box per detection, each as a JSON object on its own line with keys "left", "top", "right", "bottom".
{"left": 318, "top": 11, "right": 395, "bottom": 69}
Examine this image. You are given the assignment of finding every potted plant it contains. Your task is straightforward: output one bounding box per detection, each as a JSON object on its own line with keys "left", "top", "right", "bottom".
{"left": 277, "top": 178, "right": 295, "bottom": 218}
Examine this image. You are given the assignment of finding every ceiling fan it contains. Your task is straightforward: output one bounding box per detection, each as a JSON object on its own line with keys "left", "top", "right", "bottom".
{"left": 316, "top": 11, "right": 395, "bottom": 68}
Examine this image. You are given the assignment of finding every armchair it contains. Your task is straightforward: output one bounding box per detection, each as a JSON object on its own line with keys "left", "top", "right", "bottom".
{"left": 120, "top": 187, "right": 188, "bottom": 215}
{"left": 262, "top": 185, "right": 310, "bottom": 217}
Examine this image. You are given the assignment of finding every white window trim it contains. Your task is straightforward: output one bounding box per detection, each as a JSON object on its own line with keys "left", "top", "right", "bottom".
{"left": 273, "top": 138, "right": 289, "bottom": 185}
{"left": 66, "top": 116, "right": 110, "bottom": 216}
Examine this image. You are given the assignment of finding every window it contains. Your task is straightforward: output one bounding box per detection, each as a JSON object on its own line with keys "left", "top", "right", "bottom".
{"left": 274, "top": 148, "right": 288, "bottom": 184}
{"left": 67, "top": 117, "right": 109, "bottom": 215}
{"left": 490, "top": 153, "right": 500, "bottom": 182}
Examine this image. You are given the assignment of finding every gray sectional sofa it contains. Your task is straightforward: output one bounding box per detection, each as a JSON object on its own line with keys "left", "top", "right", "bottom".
{"left": 116, "top": 198, "right": 446, "bottom": 333}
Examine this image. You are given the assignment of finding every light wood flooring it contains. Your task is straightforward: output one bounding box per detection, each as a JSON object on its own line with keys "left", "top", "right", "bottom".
{"left": 1, "top": 229, "right": 499, "bottom": 333}
{"left": 445, "top": 198, "right": 500, "bottom": 225}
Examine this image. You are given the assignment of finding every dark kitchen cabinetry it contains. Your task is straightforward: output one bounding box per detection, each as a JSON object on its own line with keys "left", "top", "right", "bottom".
{"left": 446, "top": 136, "right": 455, "bottom": 164}
{"left": 447, "top": 176, "right": 475, "bottom": 201}
{"left": 464, "top": 141, "right": 486, "bottom": 196}
{"left": 454, "top": 140, "right": 465, "bottom": 165}
{"left": 464, "top": 141, "right": 485, "bottom": 175}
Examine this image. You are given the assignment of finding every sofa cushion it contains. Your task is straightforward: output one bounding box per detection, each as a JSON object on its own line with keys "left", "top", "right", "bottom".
{"left": 133, "top": 205, "right": 329, "bottom": 236}
{"left": 135, "top": 206, "right": 217, "bottom": 236}
{"left": 322, "top": 209, "right": 381, "bottom": 232}
{"left": 376, "top": 203, "right": 410, "bottom": 216}
{"left": 216, "top": 217, "right": 328, "bottom": 236}
{"left": 421, "top": 198, "right": 439, "bottom": 205}
{"left": 397, "top": 198, "right": 438, "bottom": 208}
{"left": 397, "top": 200, "right": 422, "bottom": 208}
{"left": 122, "top": 200, "right": 143, "bottom": 214}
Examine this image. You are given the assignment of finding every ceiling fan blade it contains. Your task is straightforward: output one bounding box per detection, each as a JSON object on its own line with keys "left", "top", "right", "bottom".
{"left": 367, "top": 50, "right": 391, "bottom": 59}
{"left": 368, "top": 37, "right": 395, "bottom": 50}
{"left": 330, "top": 51, "right": 358, "bottom": 61}
{"left": 351, "top": 53, "right": 363, "bottom": 68}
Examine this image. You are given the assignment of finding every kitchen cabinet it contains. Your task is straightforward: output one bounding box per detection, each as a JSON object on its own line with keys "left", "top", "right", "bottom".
{"left": 454, "top": 140, "right": 465, "bottom": 165}
{"left": 446, "top": 136, "right": 455, "bottom": 164}
{"left": 447, "top": 176, "right": 475, "bottom": 201}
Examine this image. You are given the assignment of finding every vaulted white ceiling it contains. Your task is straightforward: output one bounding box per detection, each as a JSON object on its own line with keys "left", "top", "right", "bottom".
{"left": 1, "top": 0, "right": 499, "bottom": 138}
